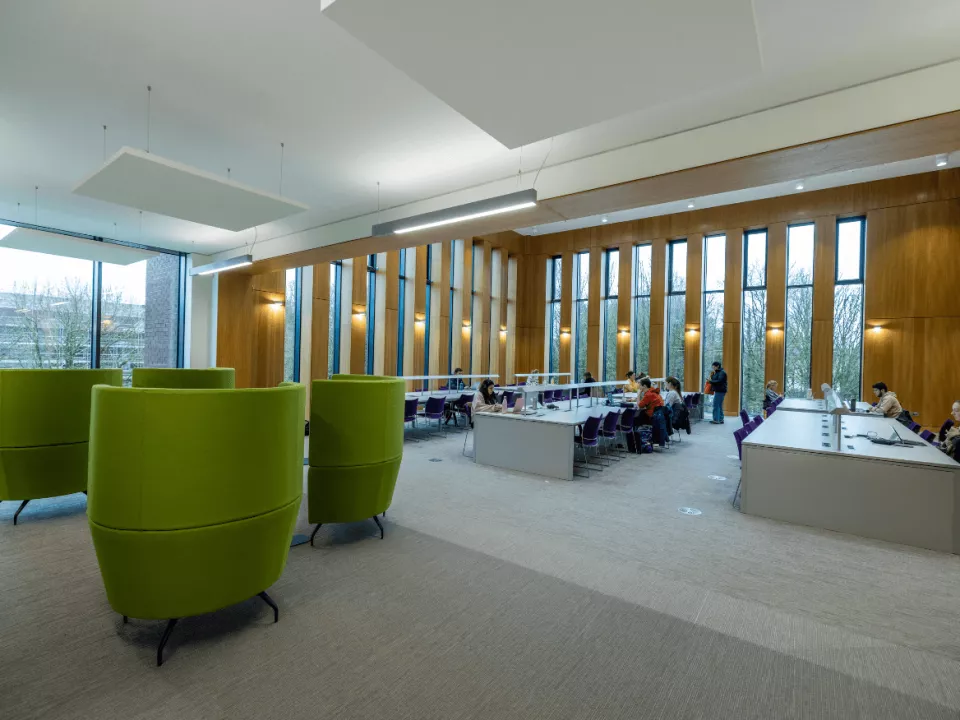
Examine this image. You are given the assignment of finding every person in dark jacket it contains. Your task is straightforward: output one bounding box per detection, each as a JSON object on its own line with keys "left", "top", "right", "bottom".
{"left": 709, "top": 361, "right": 728, "bottom": 424}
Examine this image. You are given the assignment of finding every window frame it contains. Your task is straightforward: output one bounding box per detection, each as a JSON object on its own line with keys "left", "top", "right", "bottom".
{"left": 574, "top": 250, "right": 590, "bottom": 381}
{"left": 329, "top": 260, "right": 342, "bottom": 376}
{"left": 832, "top": 216, "right": 867, "bottom": 400}
{"left": 397, "top": 249, "right": 406, "bottom": 376}
{"left": 547, "top": 255, "right": 562, "bottom": 376}
{"left": 631, "top": 244, "right": 652, "bottom": 374}
{"left": 665, "top": 239, "right": 687, "bottom": 383}
{"left": 601, "top": 248, "right": 619, "bottom": 381}
{"left": 701, "top": 233, "right": 726, "bottom": 396}
{"left": 424, "top": 245, "right": 433, "bottom": 377}
{"left": 784, "top": 222, "right": 815, "bottom": 396}
{"left": 365, "top": 253, "right": 377, "bottom": 375}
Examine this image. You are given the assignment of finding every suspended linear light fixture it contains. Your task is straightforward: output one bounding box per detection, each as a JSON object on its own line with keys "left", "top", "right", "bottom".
{"left": 190, "top": 254, "right": 254, "bottom": 276}
{"left": 372, "top": 189, "right": 537, "bottom": 236}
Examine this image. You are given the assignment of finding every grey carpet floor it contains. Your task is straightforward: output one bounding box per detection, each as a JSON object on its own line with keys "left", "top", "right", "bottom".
{"left": 3, "top": 421, "right": 960, "bottom": 719}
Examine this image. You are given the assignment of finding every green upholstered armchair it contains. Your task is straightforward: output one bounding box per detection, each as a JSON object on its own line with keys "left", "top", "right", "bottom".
{"left": 0, "top": 368, "right": 121, "bottom": 524}
{"left": 87, "top": 382, "right": 305, "bottom": 666}
{"left": 132, "top": 367, "right": 235, "bottom": 389}
{"left": 308, "top": 375, "right": 404, "bottom": 545}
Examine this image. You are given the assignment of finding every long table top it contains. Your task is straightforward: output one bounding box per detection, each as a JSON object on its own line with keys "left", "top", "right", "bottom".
{"left": 777, "top": 398, "right": 873, "bottom": 413}
{"left": 473, "top": 405, "right": 617, "bottom": 427}
{"left": 743, "top": 410, "right": 958, "bottom": 469}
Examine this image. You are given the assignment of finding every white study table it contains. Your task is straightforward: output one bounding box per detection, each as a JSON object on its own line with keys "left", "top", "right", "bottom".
{"left": 741, "top": 410, "right": 960, "bottom": 553}
{"left": 777, "top": 398, "right": 873, "bottom": 413}
{"left": 473, "top": 405, "right": 617, "bottom": 481}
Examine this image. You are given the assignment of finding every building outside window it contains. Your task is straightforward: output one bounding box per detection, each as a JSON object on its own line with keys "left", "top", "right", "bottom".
{"left": 282, "top": 267, "right": 301, "bottom": 383}
{"left": 601, "top": 248, "right": 619, "bottom": 381}
{"left": 632, "top": 245, "right": 652, "bottom": 376}
{"left": 574, "top": 251, "right": 589, "bottom": 382}
{"left": 0, "top": 233, "right": 184, "bottom": 386}
{"left": 833, "top": 217, "right": 866, "bottom": 400}
{"left": 546, "top": 255, "right": 562, "bottom": 377}
{"left": 785, "top": 223, "right": 815, "bottom": 398}
{"left": 666, "top": 240, "right": 687, "bottom": 386}
{"left": 741, "top": 229, "right": 768, "bottom": 415}
{"left": 701, "top": 234, "right": 725, "bottom": 411}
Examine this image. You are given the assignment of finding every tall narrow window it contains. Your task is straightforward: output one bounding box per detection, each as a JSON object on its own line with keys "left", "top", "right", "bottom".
{"left": 601, "top": 249, "right": 619, "bottom": 381}
{"left": 328, "top": 261, "right": 342, "bottom": 377}
{"left": 448, "top": 244, "right": 456, "bottom": 375}
{"left": 666, "top": 240, "right": 687, "bottom": 386}
{"left": 365, "top": 254, "right": 377, "bottom": 375}
{"left": 833, "top": 217, "right": 866, "bottom": 400}
{"left": 701, "top": 234, "right": 725, "bottom": 411}
{"left": 424, "top": 245, "right": 433, "bottom": 377}
{"left": 785, "top": 224, "right": 815, "bottom": 398}
{"left": 546, "top": 256, "right": 562, "bottom": 377}
{"left": 632, "top": 245, "right": 652, "bottom": 375}
{"left": 470, "top": 244, "right": 479, "bottom": 373}
{"left": 574, "top": 251, "right": 589, "bottom": 381}
{"left": 397, "top": 250, "right": 406, "bottom": 376}
{"left": 741, "top": 229, "right": 768, "bottom": 414}
{"left": 282, "top": 267, "right": 302, "bottom": 382}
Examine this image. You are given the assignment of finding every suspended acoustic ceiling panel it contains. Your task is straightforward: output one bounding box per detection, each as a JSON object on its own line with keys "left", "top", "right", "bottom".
{"left": 73, "top": 147, "right": 309, "bottom": 232}
{"left": 0, "top": 226, "right": 159, "bottom": 265}
{"left": 323, "top": 0, "right": 762, "bottom": 148}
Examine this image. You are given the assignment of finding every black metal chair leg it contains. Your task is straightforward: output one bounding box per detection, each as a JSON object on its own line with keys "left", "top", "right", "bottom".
{"left": 372, "top": 515, "right": 384, "bottom": 539}
{"left": 157, "top": 618, "right": 178, "bottom": 667}
{"left": 258, "top": 591, "right": 279, "bottom": 623}
{"left": 13, "top": 499, "right": 29, "bottom": 525}
{"left": 309, "top": 523, "right": 322, "bottom": 546}
{"left": 122, "top": 615, "right": 128, "bottom": 624}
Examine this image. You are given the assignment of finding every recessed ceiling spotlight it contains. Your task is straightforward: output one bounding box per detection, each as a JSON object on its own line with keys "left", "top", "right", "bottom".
{"left": 601, "top": 216, "right": 608, "bottom": 223}
{"left": 936, "top": 154, "right": 949, "bottom": 168}
{"left": 687, "top": 202, "right": 695, "bottom": 209}
{"left": 795, "top": 182, "right": 804, "bottom": 191}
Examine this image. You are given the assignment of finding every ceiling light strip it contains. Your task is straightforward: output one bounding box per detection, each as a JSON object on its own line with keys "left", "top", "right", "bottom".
{"left": 372, "top": 189, "right": 536, "bottom": 236}
{"left": 190, "top": 254, "right": 254, "bottom": 276}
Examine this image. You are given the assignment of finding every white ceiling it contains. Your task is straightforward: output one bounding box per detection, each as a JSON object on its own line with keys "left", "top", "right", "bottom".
{"left": 0, "top": 0, "right": 959, "bottom": 258}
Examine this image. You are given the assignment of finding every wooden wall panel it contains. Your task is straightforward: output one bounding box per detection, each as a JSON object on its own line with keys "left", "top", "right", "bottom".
{"left": 413, "top": 246, "right": 427, "bottom": 386}
{"left": 383, "top": 251, "right": 399, "bottom": 376}
{"left": 217, "top": 270, "right": 285, "bottom": 389}
{"left": 617, "top": 240, "right": 633, "bottom": 379}
{"left": 810, "top": 216, "right": 836, "bottom": 392}
{"left": 310, "top": 262, "right": 330, "bottom": 383}
{"left": 438, "top": 242, "right": 451, "bottom": 376}
{"left": 474, "top": 239, "right": 491, "bottom": 375}
{"left": 559, "top": 249, "right": 573, "bottom": 375}
{"left": 350, "top": 257, "right": 366, "bottom": 375}
{"left": 461, "top": 240, "right": 474, "bottom": 372}
{"left": 723, "top": 230, "right": 743, "bottom": 413}
{"left": 765, "top": 223, "right": 787, "bottom": 391}
{"left": 586, "top": 245, "right": 602, "bottom": 379}
{"left": 684, "top": 234, "right": 703, "bottom": 389}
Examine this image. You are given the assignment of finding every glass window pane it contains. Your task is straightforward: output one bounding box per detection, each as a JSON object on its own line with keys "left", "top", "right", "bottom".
{"left": 837, "top": 219, "right": 863, "bottom": 282}
{"left": 784, "top": 286, "right": 813, "bottom": 398}
{"left": 634, "top": 245, "right": 652, "bottom": 297}
{"left": 832, "top": 284, "right": 864, "bottom": 399}
{"left": 703, "top": 235, "right": 726, "bottom": 291}
{"left": 0, "top": 248, "right": 94, "bottom": 370}
{"left": 670, "top": 241, "right": 687, "bottom": 292}
{"left": 607, "top": 250, "right": 619, "bottom": 296}
{"left": 741, "top": 288, "right": 767, "bottom": 414}
{"left": 577, "top": 252, "right": 590, "bottom": 300}
{"left": 787, "top": 224, "right": 815, "bottom": 286}
{"left": 102, "top": 255, "right": 180, "bottom": 386}
{"left": 576, "top": 297, "right": 588, "bottom": 381}
{"left": 603, "top": 297, "right": 617, "bottom": 381}
{"left": 701, "top": 293, "right": 724, "bottom": 408}
{"left": 745, "top": 231, "right": 767, "bottom": 288}
{"left": 283, "top": 268, "right": 298, "bottom": 382}
{"left": 666, "top": 294, "right": 685, "bottom": 385}
{"left": 633, "top": 296, "right": 650, "bottom": 375}
{"left": 552, "top": 256, "right": 562, "bottom": 300}
{"left": 328, "top": 263, "right": 339, "bottom": 377}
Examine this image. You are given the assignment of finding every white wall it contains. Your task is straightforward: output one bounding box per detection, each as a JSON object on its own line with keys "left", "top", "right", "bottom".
{"left": 184, "top": 254, "right": 217, "bottom": 368}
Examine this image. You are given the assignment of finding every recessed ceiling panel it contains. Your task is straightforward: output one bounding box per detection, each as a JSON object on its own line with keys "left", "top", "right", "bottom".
{"left": 0, "top": 226, "right": 159, "bottom": 265}
{"left": 73, "top": 148, "right": 309, "bottom": 232}
{"left": 324, "top": 0, "right": 763, "bottom": 148}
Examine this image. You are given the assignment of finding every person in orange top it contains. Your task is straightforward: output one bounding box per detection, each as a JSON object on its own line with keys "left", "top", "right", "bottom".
{"left": 636, "top": 377, "right": 664, "bottom": 424}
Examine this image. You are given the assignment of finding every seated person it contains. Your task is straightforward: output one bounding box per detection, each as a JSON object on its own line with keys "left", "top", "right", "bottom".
{"left": 525, "top": 369, "right": 541, "bottom": 386}
{"left": 451, "top": 367, "right": 465, "bottom": 391}
{"left": 939, "top": 401, "right": 960, "bottom": 457}
{"left": 938, "top": 402, "right": 959, "bottom": 443}
{"left": 662, "top": 377, "right": 683, "bottom": 408}
{"left": 635, "top": 377, "right": 664, "bottom": 425}
{"left": 583, "top": 370, "right": 596, "bottom": 384}
{"left": 762, "top": 380, "right": 782, "bottom": 411}
{"left": 868, "top": 382, "right": 902, "bottom": 418}
{"left": 472, "top": 379, "right": 504, "bottom": 415}
{"left": 623, "top": 370, "right": 640, "bottom": 394}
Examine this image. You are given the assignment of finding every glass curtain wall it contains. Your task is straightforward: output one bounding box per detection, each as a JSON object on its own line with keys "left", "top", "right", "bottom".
{"left": 833, "top": 217, "right": 866, "bottom": 400}
{"left": 469, "top": 244, "right": 479, "bottom": 373}
{"left": 365, "top": 254, "right": 377, "bottom": 375}
{"left": 601, "top": 249, "right": 619, "bottom": 381}
{"left": 785, "top": 224, "right": 815, "bottom": 398}
{"left": 397, "top": 250, "right": 406, "bottom": 376}
{"left": 424, "top": 245, "right": 432, "bottom": 376}
{"left": 701, "top": 234, "right": 725, "bottom": 411}
{"left": 328, "top": 261, "right": 342, "bottom": 377}
{"left": 448, "top": 245, "right": 455, "bottom": 375}
{"left": 282, "top": 267, "right": 301, "bottom": 383}
{"left": 665, "top": 240, "right": 687, "bottom": 386}
{"left": 0, "top": 238, "right": 183, "bottom": 385}
{"left": 546, "top": 256, "right": 562, "bottom": 377}
{"left": 740, "top": 229, "right": 768, "bottom": 414}
{"left": 632, "top": 245, "right": 651, "bottom": 375}
{"left": 574, "top": 251, "right": 589, "bottom": 382}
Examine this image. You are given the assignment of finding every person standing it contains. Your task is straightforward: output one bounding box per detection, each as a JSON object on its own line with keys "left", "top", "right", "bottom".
{"left": 709, "top": 361, "right": 728, "bottom": 424}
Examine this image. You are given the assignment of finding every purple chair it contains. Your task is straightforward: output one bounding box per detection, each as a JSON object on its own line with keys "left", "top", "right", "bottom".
{"left": 739, "top": 409, "right": 750, "bottom": 426}
{"left": 417, "top": 396, "right": 447, "bottom": 434}
{"left": 403, "top": 398, "right": 420, "bottom": 441}
{"left": 921, "top": 429, "right": 936, "bottom": 444}
{"left": 617, "top": 407, "right": 637, "bottom": 453}
{"left": 938, "top": 419, "right": 954, "bottom": 441}
{"left": 753, "top": 415, "right": 763, "bottom": 424}
{"left": 575, "top": 415, "right": 603, "bottom": 477}
{"left": 766, "top": 404, "right": 777, "bottom": 417}
{"left": 503, "top": 390, "right": 516, "bottom": 407}
{"left": 599, "top": 410, "right": 622, "bottom": 461}
{"left": 734, "top": 427, "right": 747, "bottom": 460}
{"left": 453, "top": 392, "right": 474, "bottom": 428}
{"left": 908, "top": 421, "right": 921, "bottom": 434}
{"left": 542, "top": 390, "right": 555, "bottom": 404}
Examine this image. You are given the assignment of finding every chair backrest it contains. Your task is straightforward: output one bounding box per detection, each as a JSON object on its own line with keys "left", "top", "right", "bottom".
{"left": 921, "top": 429, "right": 936, "bottom": 443}
{"left": 601, "top": 410, "right": 620, "bottom": 434}
{"left": 908, "top": 421, "right": 921, "bottom": 433}
{"left": 424, "top": 396, "right": 446, "bottom": 415}
{"left": 581, "top": 415, "right": 602, "bottom": 441}
{"left": 739, "top": 409, "right": 750, "bottom": 426}
{"left": 767, "top": 404, "right": 776, "bottom": 416}
{"left": 734, "top": 428, "right": 747, "bottom": 458}
{"left": 457, "top": 392, "right": 474, "bottom": 407}
{"left": 404, "top": 398, "right": 418, "bottom": 420}
{"left": 753, "top": 415, "right": 763, "bottom": 424}
{"left": 542, "top": 390, "right": 555, "bottom": 403}
{"left": 132, "top": 367, "right": 235, "bottom": 389}
{"left": 504, "top": 391, "right": 516, "bottom": 406}
{"left": 619, "top": 406, "right": 637, "bottom": 431}
{"left": 313, "top": 377, "right": 405, "bottom": 468}
{"left": 939, "top": 419, "right": 954, "bottom": 437}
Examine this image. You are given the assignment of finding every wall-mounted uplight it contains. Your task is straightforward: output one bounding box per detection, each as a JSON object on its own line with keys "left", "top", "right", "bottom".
{"left": 872, "top": 325, "right": 883, "bottom": 333}
{"left": 618, "top": 328, "right": 630, "bottom": 336}
{"left": 768, "top": 326, "right": 781, "bottom": 334}
{"left": 414, "top": 313, "right": 426, "bottom": 327}
{"left": 686, "top": 327, "right": 699, "bottom": 334}
{"left": 936, "top": 154, "right": 949, "bottom": 168}
{"left": 270, "top": 300, "right": 284, "bottom": 309}
{"left": 560, "top": 327, "right": 571, "bottom": 337}
{"left": 499, "top": 326, "right": 507, "bottom": 338}
{"left": 352, "top": 303, "right": 366, "bottom": 319}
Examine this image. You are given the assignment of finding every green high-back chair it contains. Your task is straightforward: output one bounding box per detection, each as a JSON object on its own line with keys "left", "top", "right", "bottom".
{"left": 0, "top": 368, "right": 121, "bottom": 524}
{"left": 87, "top": 382, "right": 305, "bottom": 666}
{"left": 132, "top": 367, "right": 235, "bottom": 389}
{"left": 308, "top": 375, "right": 404, "bottom": 545}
